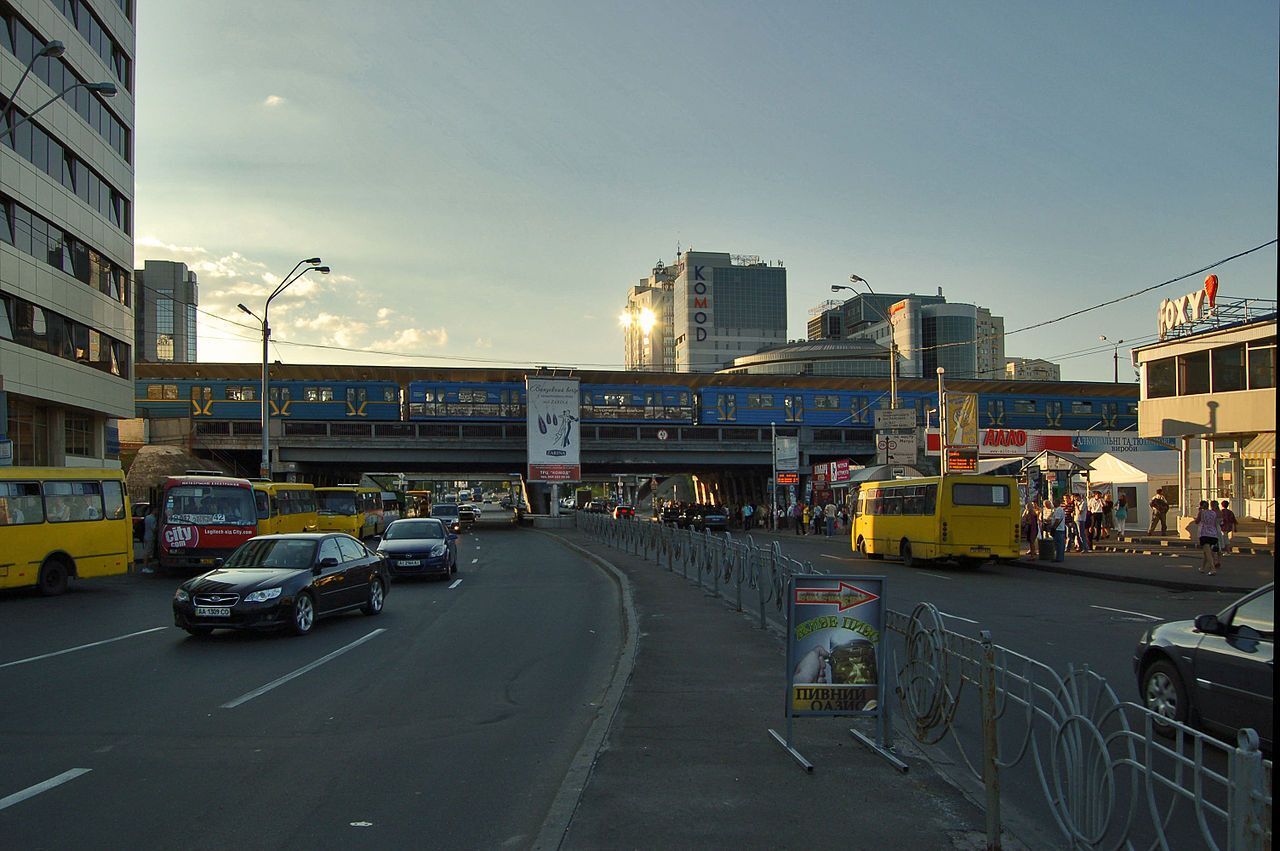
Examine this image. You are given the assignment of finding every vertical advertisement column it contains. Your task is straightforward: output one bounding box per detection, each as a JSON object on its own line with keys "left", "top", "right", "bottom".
{"left": 944, "top": 391, "right": 979, "bottom": 473}
{"left": 526, "top": 377, "right": 582, "bottom": 492}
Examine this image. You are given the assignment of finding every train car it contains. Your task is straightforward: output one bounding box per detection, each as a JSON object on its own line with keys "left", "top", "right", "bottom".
{"left": 579, "top": 384, "right": 695, "bottom": 425}
{"left": 135, "top": 379, "right": 401, "bottom": 420}
{"left": 407, "top": 381, "right": 525, "bottom": 421}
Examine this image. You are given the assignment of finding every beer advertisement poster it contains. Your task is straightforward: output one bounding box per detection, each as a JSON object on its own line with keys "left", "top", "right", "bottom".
{"left": 787, "top": 575, "right": 886, "bottom": 717}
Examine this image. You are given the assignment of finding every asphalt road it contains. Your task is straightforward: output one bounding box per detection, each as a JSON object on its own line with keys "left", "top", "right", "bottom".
{"left": 0, "top": 508, "right": 622, "bottom": 850}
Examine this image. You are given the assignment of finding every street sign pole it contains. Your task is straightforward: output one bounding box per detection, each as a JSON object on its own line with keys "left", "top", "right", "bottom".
{"left": 937, "top": 367, "right": 948, "bottom": 475}
{"left": 771, "top": 421, "right": 778, "bottom": 531}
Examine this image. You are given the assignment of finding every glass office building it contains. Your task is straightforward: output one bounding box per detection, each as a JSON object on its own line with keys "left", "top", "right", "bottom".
{"left": 135, "top": 260, "right": 198, "bottom": 363}
{"left": 672, "top": 251, "right": 787, "bottom": 373}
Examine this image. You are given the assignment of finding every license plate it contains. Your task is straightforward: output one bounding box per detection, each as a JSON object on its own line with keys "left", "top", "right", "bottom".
{"left": 195, "top": 606, "right": 231, "bottom": 617}
{"left": 398, "top": 560, "right": 421, "bottom": 567}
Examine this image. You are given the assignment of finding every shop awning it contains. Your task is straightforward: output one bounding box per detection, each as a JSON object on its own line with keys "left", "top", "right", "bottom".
{"left": 1241, "top": 433, "right": 1276, "bottom": 459}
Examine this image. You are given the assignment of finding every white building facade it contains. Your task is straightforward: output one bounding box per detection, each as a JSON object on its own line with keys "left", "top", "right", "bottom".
{"left": 1, "top": 0, "right": 135, "bottom": 467}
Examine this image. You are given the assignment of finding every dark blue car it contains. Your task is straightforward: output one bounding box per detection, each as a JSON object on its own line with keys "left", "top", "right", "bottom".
{"left": 376, "top": 518, "right": 458, "bottom": 580}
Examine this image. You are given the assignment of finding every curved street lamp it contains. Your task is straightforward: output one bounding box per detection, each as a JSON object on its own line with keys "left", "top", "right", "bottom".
{"left": 238, "top": 258, "right": 328, "bottom": 478}
{"left": 3, "top": 40, "right": 117, "bottom": 143}
{"left": 1099, "top": 335, "right": 1125, "bottom": 384}
{"left": 833, "top": 274, "right": 899, "bottom": 408}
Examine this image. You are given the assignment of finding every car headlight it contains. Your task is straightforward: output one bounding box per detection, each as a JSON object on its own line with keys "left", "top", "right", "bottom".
{"left": 174, "top": 588, "right": 190, "bottom": 603}
{"left": 244, "top": 587, "right": 283, "bottom": 603}
{"left": 431, "top": 544, "right": 447, "bottom": 556}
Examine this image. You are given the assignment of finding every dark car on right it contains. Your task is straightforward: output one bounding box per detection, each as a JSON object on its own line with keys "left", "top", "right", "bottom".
{"left": 690, "top": 505, "right": 729, "bottom": 533}
{"left": 1133, "top": 582, "right": 1273, "bottom": 752}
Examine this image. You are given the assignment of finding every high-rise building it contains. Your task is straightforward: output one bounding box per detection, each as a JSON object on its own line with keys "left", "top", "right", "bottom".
{"left": 622, "top": 259, "right": 677, "bottom": 371}
{"left": 671, "top": 251, "right": 786, "bottom": 373}
{"left": 841, "top": 291, "right": 1005, "bottom": 380}
{"left": 806, "top": 300, "right": 843, "bottom": 340}
{"left": 135, "top": 260, "right": 198, "bottom": 363}
{"left": 1, "top": 0, "right": 135, "bottom": 467}
{"left": 1005, "top": 357, "right": 1062, "bottom": 381}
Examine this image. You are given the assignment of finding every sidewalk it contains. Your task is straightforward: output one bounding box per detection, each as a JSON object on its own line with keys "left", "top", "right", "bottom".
{"left": 720, "top": 524, "right": 1274, "bottom": 594}
{"left": 543, "top": 528, "right": 1014, "bottom": 851}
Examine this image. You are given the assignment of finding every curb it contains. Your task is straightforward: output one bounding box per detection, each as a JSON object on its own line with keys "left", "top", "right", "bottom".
{"left": 530, "top": 532, "right": 640, "bottom": 851}
{"left": 1001, "top": 558, "right": 1258, "bottom": 594}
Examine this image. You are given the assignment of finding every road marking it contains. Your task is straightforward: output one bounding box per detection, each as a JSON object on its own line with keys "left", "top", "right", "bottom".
{"left": 221, "top": 629, "right": 387, "bottom": 709}
{"left": 448, "top": 579, "right": 463, "bottom": 589}
{"left": 920, "top": 572, "right": 954, "bottom": 581}
{"left": 1091, "top": 605, "right": 1161, "bottom": 621}
{"left": 0, "top": 769, "right": 92, "bottom": 812}
{"left": 820, "top": 554, "right": 853, "bottom": 562}
{"left": 0, "top": 627, "right": 168, "bottom": 670}
{"left": 471, "top": 557, "right": 479, "bottom": 564}
{"left": 938, "top": 611, "right": 979, "bottom": 624}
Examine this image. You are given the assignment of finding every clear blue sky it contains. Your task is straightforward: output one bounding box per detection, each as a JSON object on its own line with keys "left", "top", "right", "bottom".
{"left": 134, "top": 1, "right": 1278, "bottom": 380}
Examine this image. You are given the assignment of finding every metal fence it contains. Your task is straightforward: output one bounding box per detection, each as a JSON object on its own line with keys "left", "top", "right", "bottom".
{"left": 574, "top": 512, "right": 1273, "bottom": 850}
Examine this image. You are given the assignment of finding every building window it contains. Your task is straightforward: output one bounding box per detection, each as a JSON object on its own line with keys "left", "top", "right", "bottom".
{"left": 0, "top": 292, "right": 129, "bottom": 377}
{"left": 1210, "top": 345, "right": 1246, "bottom": 393}
{"left": 2, "top": 195, "right": 132, "bottom": 303}
{"left": 1147, "top": 357, "right": 1176, "bottom": 398}
{"left": 64, "top": 414, "right": 95, "bottom": 457}
{"left": 1177, "top": 350, "right": 1210, "bottom": 396}
{"left": 185, "top": 304, "right": 197, "bottom": 361}
{"left": 1248, "top": 339, "right": 1275, "bottom": 390}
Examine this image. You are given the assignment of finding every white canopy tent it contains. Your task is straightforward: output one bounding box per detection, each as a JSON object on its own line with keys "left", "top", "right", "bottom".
{"left": 1088, "top": 451, "right": 1180, "bottom": 525}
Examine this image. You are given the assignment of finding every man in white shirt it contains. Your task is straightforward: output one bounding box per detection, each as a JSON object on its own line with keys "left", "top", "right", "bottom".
{"left": 1049, "top": 499, "right": 1068, "bottom": 562}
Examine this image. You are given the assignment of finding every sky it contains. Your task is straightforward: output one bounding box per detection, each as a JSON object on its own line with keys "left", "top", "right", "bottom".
{"left": 134, "top": 1, "right": 1279, "bottom": 382}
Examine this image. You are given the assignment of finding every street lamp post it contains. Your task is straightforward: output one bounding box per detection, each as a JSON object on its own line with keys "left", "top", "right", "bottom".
{"left": 1099, "top": 335, "right": 1125, "bottom": 384}
{"left": 833, "top": 276, "right": 897, "bottom": 409}
{"left": 238, "top": 259, "right": 328, "bottom": 479}
{"left": 3, "top": 40, "right": 119, "bottom": 143}
{"left": 2, "top": 39, "right": 64, "bottom": 137}
{"left": 937, "top": 367, "right": 948, "bottom": 475}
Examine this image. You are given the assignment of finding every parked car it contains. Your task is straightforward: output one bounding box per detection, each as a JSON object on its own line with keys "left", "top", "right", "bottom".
{"left": 430, "top": 503, "right": 463, "bottom": 532}
{"left": 172, "top": 533, "right": 389, "bottom": 637}
{"left": 377, "top": 518, "right": 457, "bottom": 579}
{"left": 613, "top": 504, "right": 635, "bottom": 520}
{"left": 691, "top": 505, "right": 729, "bottom": 532}
{"left": 131, "top": 501, "right": 151, "bottom": 541}
{"left": 1133, "top": 582, "right": 1273, "bottom": 751}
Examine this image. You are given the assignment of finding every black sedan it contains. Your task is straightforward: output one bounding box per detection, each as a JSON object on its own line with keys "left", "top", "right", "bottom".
{"left": 377, "top": 518, "right": 458, "bottom": 580}
{"left": 172, "top": 533, "right": 390, "bottom": 637}
{"left": 691, "top": 506, "right": 729, "bottom": 532}
{"left": 1134, "top": 582, "right": 1273, "bottom": 751}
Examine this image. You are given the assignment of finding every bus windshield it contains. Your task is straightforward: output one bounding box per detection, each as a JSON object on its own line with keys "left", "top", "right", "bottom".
{"left": 317, "top": 492, "right": 358, "bottom": 515}
{"left": 164, "top": 485, "right": 257, "bottom": 526}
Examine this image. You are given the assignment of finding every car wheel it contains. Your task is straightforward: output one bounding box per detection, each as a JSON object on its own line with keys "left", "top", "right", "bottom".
{"left": 362, "top": 578, "right": 385, "bottom": 616}
{"left": 900, "top": 540, "right": 914, "bottom": 568}
{"left": 1142, "top": 659, "right": 1189, "bottom": 736}
{"left": 38, "top": 558, "right": 71, "bottom": 596}
{"left": 184, "top": 626, "right": 213, "bottom": 637}
{"left": 290, "top": 592, "right": 316, "bottom": 636}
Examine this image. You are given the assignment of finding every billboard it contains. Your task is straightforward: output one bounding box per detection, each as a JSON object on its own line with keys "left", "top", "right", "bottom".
{"left": 944, "top": 391, "right": 979, "bottom": 449}
{"left": 526, "top": 377, "right": 581, "bottom": 482}
{"left": 775, "top": 435, "right": 799, "bottom": 472}
{"left": 787, "top": 574, "right": 886, "bottom": 716}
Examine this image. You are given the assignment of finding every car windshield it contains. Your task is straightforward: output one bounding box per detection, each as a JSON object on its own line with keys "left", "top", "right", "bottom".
{"left": 224, "top": 538, "right": 318, "bottom": 569}
{"left": 164, "top": 485, "right": 257, "bottom": 526}
{"left": 431, "top": 505, "right": 459, "bottom": 518}
{"left": 384, "top": 520, "right": 446, "bottom": 541}
{"left": 317, "top": 492, "right": 358, "bottom": 515}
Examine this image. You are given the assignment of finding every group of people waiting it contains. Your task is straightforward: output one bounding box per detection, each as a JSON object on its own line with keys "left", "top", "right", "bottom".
{"left": 784, "top": 501, "right": 850, "bottom": 537}
{"left": 1021, "top": 491, "right": 1123, "bottom": 562}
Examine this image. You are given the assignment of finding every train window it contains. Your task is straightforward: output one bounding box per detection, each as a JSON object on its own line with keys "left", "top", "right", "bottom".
{"left": 1070, "top": 401, "right": 1093, "bottom": 415}
{"left": 604, "top": 394, "right": 628, "bottom": 406}
{"left": 383, "top": 387, "right": 397, "bottom": 402}
{"left": 305, "top": 387, "right": 319, "bottom": 401}
{"left": 146, "top": 384, "right": 163, "bottom": 400}
{"left": 1126, "top": 402, "right": 1138, "bottom": 415}
{"left": 747, "top": 394, "right": 774, "bottom": 408}
{"left": 1012, "top": 400, "right": 1037, "bottom": 414}
{"left": 814, "top": 395, "right": 839, "bottom": 409}
{"left": 347, "top": 387, "right": 368, "bottom": 405}
{"left": 226, "top": 386, "right": 255, "bottom": 401}
{"left": 1045, "top": 401, "right": 1063, "bottom": 426}
{"left": 164, "top": 384, "right": 178, "bottom": 400}
{"left": 581, "top": 392, "right": 593, "bottom": 405}
{"left": 320, "top": 387, "right": 334, "bottom": 401}
{"left": 270, "top": 386, "right": 291, "bottom": 402}
{"left": 680, "top": 392, "right": 689, "bottom": 405}
{"left": 987, "top": 399, "right": 1005, "bottom": 426}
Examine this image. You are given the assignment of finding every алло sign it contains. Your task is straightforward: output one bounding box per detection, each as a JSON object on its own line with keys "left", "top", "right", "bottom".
{"left": 1158, "top": 274, "right": 1218, "bottom": 340}
{"left": 691, "top": 265, "right": 711, "bottom": 342}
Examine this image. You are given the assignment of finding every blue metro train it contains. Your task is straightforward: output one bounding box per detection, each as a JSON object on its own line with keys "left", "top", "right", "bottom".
{"left": 135, "top": 372, "right": 1138, "bottom": 433}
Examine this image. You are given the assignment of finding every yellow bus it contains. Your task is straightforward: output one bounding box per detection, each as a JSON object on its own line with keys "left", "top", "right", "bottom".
{"left": 852, "top": 475, "right": 1021, "bottom": 568}
{"left": 252, "top": 481, "right": 319, "bottom": 535}
{"left": 0, "top": 467, "right": 133, "bottom": 596}
{"left": 315, "top": 486, "right": 383, "bottom": 539}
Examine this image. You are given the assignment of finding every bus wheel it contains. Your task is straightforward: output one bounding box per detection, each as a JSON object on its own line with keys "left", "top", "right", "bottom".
{"left": 38, "top": 558, "right": 72, "bottom": 596}
{"left": 856, "top": 537, "right": 868, "bottom": 558}
{"left": 900, "top": 540, "right": 914, "bottom": 568}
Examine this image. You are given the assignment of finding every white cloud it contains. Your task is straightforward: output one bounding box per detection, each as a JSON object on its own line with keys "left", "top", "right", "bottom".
{"left": 262, "top": 94, "right": 286, "bottom": 108}
{"left": 474, "top": 337, "right": 493, "bottom": 349}
{"left": 377, "top": 307, "right": 394, "bottom": 320}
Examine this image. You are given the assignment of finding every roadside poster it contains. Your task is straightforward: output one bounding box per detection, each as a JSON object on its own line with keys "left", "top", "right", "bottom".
{"left": 787, "top": 574, "right": 885, "bottom": 716}
{"left": 525, "top": 377, "right": 581, "bottom": 482}
{"left": 944, "top": 391, "right": 979, "bottom": 449}
{"left": 775, "top": 435, "right": 799, "bottom": 471}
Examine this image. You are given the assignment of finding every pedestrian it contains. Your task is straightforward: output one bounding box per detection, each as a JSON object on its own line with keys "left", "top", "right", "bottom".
{"left": 742, "top": 502, "right": 753, "bottom": 531}
{"left": 1088, "top": 492, "right": 1104, "bottom": 545}
{"left": 801, "top": 503, "right": 810, "bottom": 536}
{"left": 1064, "top": 495, "right": 1079, "bottom": 551}
{"left": 824, "top": 502, "right": 836, "bottom": 537}
{"left": 1074, "top": 496, "right": 1091, "bottom": 552}
{"left": 1148, "top": 488, "right": 1169, "bottom": 535}
{"left": 1114, "top": 495, "right": 1128, "bottom": 537}
{"left": 1101, "top": 493, "right": 1114, "bottom": 539}
{"left": 139, "top": 503, "right": 159, "bottom": 574}
{"left": 1022, "top": 500, "right": 1040, "bottom": 560}
{"left": 1194, "top": 500, "right": 1222, "bottom": 575}
{"left": 791, "top": 501, "right": 804, "bottom": 535}
{"left": 1219, "top": 499, "right": 1237, "bottom": 554}
{"left": 1048, "top": 499, "right": 1067, "bottom": 562}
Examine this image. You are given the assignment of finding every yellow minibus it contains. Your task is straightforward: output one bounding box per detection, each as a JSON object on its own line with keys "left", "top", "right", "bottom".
{"left": 0, "top": 467, "right": 133, "bottom": 595}
{"left": 252, "top": 481, "right": 319, "bottom": 535}
{"left": 315, "top": 486, "right": 383, "bottom": 539}
{"left": 852, "top": 475, "right": 1021, "bottom": 568}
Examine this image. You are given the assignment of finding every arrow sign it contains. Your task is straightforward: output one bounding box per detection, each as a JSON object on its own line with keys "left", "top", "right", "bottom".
{"left": 793, "top": 581, "right": 879, "bottom": 612}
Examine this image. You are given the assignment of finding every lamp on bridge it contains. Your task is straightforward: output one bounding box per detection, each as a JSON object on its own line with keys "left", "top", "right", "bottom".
{"left": 238, "top": 258, "right": 330, "bottom": 479}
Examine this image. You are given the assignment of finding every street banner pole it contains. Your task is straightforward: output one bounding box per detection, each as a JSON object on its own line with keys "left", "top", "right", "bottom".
{"left": 937, "top": 367, "right": 948, "bottom": 475}
{"left": 771, "top": 421, "right": 777, "bottom": 531}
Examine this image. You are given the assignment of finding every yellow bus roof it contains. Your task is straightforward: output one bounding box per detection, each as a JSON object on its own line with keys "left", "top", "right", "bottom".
{"left": 0, "top": 466, "right": 126, "bottom": 480}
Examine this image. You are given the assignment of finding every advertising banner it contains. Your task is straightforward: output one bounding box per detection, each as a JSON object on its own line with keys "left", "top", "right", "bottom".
{"left": 526, "top": 377, "right": 581, "bottom": 482}
{"left": 830, "top": 459, "right": 853, "bottom": 484}
{"left": 944, "top": 392, "right": 979, "bottom": 450}
{"left": 787, "top": 575, "right": 886, "bottom": 717}
{"left": 926, "top": 430, "right": 1175, "bottom": 457}
{"left": 775, "top": 435, "right": 800, "bottom": 472}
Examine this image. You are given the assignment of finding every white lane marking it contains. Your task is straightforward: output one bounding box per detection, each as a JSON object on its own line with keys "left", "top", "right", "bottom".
{"left": 920, "top": 572, "right": 954, "bottom": 581}
{"left": 448, "top": 579, "right": 463, "bottom": 589}
{"left": 471, "top": 558, "right": 478, "bottom": 564}
{"left": 1091, "top": 605, "right": 1161, "bottom": 621}
{"left": 221, "top": 629, "right": 387, "bottom": 709}
{"left": 0, "top": 627, "right": 168, "bottom": 670}
{"left": 938, "top": 611, "right": 979, "bottom": 625}
{"left": 0, "top": 768, "right": 92, "bottom": 812}
{"left": 820, "top": 554, "right": 853, "bottom": 562}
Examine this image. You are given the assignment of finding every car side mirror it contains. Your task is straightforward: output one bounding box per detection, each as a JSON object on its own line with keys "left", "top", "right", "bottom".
{"left": 1194, "top": 614, "right": 1222, "bottom": 634}
{"left": 316, "top": 557, "right": 340, "bottom": 573}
